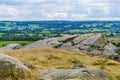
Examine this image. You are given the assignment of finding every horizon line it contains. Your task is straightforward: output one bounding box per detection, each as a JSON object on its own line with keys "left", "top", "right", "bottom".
{"left": 0, "top": 20, "right": 120, "bottom": 22}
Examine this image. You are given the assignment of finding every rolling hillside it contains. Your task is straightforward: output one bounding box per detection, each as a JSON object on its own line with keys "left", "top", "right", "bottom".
{"left": 0, "top": 48, "right": 120, "bottom": 80}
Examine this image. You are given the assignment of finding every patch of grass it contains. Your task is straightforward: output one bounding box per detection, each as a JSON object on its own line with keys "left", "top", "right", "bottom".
{"left": 46, "top": 54, "right": 62, "bottom": 60}
{"left": 93, "top": 60, "right": 108, "bottom": 65}
{"left": 56, "top": 65, "right": 71, "bottom": 69}
{"left": 115, "top": 76, "right": 120, "bottom": 80}
{"left": 93, "top": 59, "right": 108, "bottom": 70}
{"left": 68, "top": 58, "right": 82, "bottom": 64}
{"left": 93, "top": 59, "right": 119, "bottom": 70}
{"left": 93, "top": 59, "right": 119, "bottom": 66}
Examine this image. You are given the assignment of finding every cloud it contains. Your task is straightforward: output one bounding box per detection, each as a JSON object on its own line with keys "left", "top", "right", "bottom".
{"left": 0, "top": 0, "right": 119, "bottom": 20}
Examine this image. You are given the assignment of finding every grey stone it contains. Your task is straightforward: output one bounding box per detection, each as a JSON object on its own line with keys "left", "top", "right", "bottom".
{"left": 103, "top": 43, "right": 119, "bottom": 59}
{"left": 72, "top": 34, "right": 89, "bottom": 45}
{"left": 89, "top": 50, "right": 102, "bottom": 56}
{"left": 104, "top": 43, "right": 118, "bottom": 51}
{"left": 60, "top": 42, "right": 73, "bottom": 49}
{"left": 46, "top": 38, "right": 63, "bottom": 48}
{"left": 0, "top": 43, "right": 22, "bottom": 50}
{"left": 23, "top": 37, "right": 62, "bottom": 48}
{"left": 39, "top": 69, "right": 109, "bottom": 80}
{"left": 58, "top": 35, "right": 78, "bottom": 43}
{"left": 80, "top": 34, "right": 107, "bottom": 47}
{"left": 79, "top": 45, "right": 91, "bottom": 50}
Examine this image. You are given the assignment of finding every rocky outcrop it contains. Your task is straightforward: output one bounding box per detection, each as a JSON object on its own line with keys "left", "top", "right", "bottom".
{"left": 0, "top": 43, "right": 22, "bottom": 50}
{"left": 39, "top": 68, "right": 109, "bottom": 80}
{"left": 103, "top": 43, "right": 120, "bottom": 61}
{"left": 23, "top": 33, "right": 120, "bottom": 61}
{"left": 104, "top": 43, "right": 118, "bottom": 56}
{"left": 0, "top": 34, "right": 119, "bottom": 61}
{"left": 0, "top": 53, "right": 31, "bottom": 79}
{"left": 23, "top": 37, "right": 62, "bottom": 48}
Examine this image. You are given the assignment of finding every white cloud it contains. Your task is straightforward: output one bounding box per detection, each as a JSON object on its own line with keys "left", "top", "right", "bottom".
{"left": 8, "top": 7, "right": 19, "bottom": 16}
{"left": 0, "top": 0, "right": 119, "bottom": 20}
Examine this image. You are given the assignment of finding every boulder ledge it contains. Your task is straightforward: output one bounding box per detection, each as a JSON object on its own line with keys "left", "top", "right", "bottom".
{"left": 39, "top": 68, "right": 109, "bottom": 80}
{"left": 23, "top": 33, "right": 120, "bottom": 61}
{"left": 0, "top": 53, "right": 31, "bottom": 79}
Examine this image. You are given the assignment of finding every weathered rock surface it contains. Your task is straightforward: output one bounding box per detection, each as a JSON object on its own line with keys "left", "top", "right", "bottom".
{"left": 58, "top": 35, "right": 78, "bottom": 42}
{"left": 72, "top": 64, "right": 86, "bottom": 69}
{"left": 0, "top": 53, "right": 31, "bottom": 79}
{"left": 89, "top": 50, "right": 102, "bottom": 56}
{"left": 104, "top": 43, "right": 118, "bottom": 57}
{"left": 23, "top": 37, "right": 62, "bottom": 48}
{"left": 103, "top": 43, "right": 120, "bottom": 60}
{"left": 78, "top": 34, "right": 106, "bottom": 48}
{"left": 23, "top": 33, "right": 120, "bottom": 61}
{"left": 0, "top": 43, "right": 22, "bottom": 50}
{"left": 39, "top": 68, "right": 109, "bottom": 80}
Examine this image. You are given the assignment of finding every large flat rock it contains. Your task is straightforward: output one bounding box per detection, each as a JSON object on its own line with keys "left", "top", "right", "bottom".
{"left": 39, "top": 69, "right": 109, "bottom": 80}
{"left": 23, "top": 37, "right": 62, "bottom": 48}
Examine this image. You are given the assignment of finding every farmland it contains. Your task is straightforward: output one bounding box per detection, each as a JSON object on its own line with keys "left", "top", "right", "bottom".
{"left": 0, "top": 21, "right": 120, "bottom": 41}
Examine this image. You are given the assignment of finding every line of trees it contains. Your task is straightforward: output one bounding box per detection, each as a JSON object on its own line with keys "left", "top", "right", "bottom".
{"left": 0, "top": 33, "right": 61, "bottom": 41}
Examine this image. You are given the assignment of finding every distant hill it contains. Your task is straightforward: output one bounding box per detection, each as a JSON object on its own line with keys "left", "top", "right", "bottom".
{"left": 0, "top": 21, "right": 120, "bottom": 41}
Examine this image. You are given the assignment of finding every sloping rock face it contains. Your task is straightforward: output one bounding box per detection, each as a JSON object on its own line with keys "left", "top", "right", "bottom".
{"left": 0, "top": 53, "right": 31, "bottom": 79}
{"left": 23, "top": 33, "right": 120, "bottom": 61}
{"left": 0, "top": 43, "right": 22, "bottom": 50}
{"left": 23, "top": 37, "right": 62, "bottom": 48}
{"left": 39, "top": 68, "right": 109, "bottom": 80}
{"left": 103, "top": 43, "right": 120, "bottom": 60}
{"left": 23, "top": 35, "right": 79, "bottom": 49}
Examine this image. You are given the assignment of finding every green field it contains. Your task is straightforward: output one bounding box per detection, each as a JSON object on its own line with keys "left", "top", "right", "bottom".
{"left": 0, "top": 41, "right": 34, "bottom": 47}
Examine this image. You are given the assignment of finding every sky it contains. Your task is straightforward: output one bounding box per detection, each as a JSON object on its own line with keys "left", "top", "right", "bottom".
{"left": 0, "top": 0, "right": 120, "bottom": 21}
